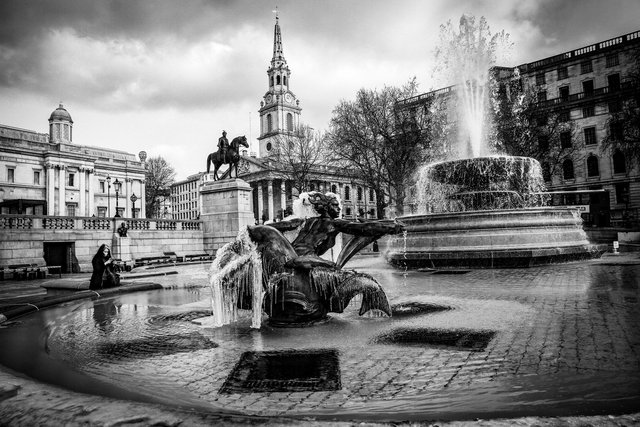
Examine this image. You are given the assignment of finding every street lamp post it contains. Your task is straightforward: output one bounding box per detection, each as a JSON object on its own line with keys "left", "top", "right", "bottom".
{"left": 114, "top": 178, "right": 121, "bottom": 217}
{"left": 130, "top": 193, "right": 138, "bottom": 218}
{"left": 106, "top": 175, "right": 111, "bottom": 217}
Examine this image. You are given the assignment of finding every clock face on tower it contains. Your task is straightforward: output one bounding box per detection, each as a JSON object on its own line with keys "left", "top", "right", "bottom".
{"left": 285, "top": 93, "right": 292, "bottom": 103}
{"left": 266, "top": 94, "right": 273, "bottom": 103}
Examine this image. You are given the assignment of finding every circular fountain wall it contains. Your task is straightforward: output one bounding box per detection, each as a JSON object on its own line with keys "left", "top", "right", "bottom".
{"left": 386, "top": 156, "right": 604, "bottom": 268}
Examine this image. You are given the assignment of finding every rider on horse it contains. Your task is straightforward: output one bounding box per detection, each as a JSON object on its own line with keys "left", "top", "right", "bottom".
{"left": 218, "top": 131, "right": 229, "bottom": 163}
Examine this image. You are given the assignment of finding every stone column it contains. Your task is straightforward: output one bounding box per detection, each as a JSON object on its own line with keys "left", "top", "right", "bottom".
{"left": 87, "top": 169, "right": 95, "bottom": 216}
{"left": 267, "top": 180, "right": 274, "bottom": 222}
{"left": 125, "top": 178, "right": 132, "bottom": 218}
{"left": 280, "top": 181, "right": 287, "bottom": 217}
{"left": 58, "top": 166, "right": 66, "bottom": 216}
{"left": 46, "top": 163, "right": 55, "bottom": 216}
{"left": 140, "top": 179, "right": 146, "bottom": 218}
{"left": 78, "top": 167, "right": 86, "bottom": 216}
{"left": 200, "top": 177, "right": 254, "bottom": 253}
{"left": 257, "top": 182, "right": 264, "bottom": 223}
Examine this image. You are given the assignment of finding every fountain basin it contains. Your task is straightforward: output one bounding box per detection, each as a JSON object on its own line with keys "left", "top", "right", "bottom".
{"left": 386, "top": 207, "right": 606, "bottom": 268}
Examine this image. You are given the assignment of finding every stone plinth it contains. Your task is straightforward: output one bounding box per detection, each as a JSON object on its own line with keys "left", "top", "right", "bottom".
{"left": 200, "top": 176, "right": 254, "bottom": 253}
{"left": 111, "top": 236, "right": 132, "bottom": 262}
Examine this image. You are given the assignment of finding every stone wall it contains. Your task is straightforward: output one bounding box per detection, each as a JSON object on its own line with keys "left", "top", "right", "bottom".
{"left": 0, "top": 215, "right": 206, "bottom": 272}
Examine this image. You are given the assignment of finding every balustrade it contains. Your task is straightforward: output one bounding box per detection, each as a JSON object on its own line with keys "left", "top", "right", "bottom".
{"left": 43, "top": 217, "right": 75, "bottom": 229}
{"left": 0, "top": 214, "right": 202, "bottom": 232}
{"left": 0, "top": 216, "right": 33, "bottom": 229}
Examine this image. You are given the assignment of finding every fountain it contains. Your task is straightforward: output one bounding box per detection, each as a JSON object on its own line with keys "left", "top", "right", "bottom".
{"left": 206, "top": 191, "right": 402, "bottom": 328}
{"left": 385, "top": 16, "right": 604, "bottom": 268}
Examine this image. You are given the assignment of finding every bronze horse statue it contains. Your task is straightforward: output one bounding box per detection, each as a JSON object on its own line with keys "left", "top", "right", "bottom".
{"left": 206, "top": 135, "right": 249, "bottom": 180}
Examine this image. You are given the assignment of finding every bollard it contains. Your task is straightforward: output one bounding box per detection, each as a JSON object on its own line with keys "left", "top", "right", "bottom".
{"left": 613, "top": 240, "right": 619, "bottom": 254}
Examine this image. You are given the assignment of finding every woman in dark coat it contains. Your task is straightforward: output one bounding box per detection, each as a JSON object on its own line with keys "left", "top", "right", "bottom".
{"left": 89, "top": 244, "right": 120, "bottom": 290}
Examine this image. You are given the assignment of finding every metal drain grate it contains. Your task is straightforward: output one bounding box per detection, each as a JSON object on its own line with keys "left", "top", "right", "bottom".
{"left": 373, "top": 328, "right": 495, "bottom": 351}
{"left": 97, "top": 333, "right": 218, "bottom": 359}
{"left": 148, "top": 310, "right": 212, "bottom": 324}
{"left": 219, "top": 349, "right": 341, "bottom": 394}
{"left": 391, "top": 302, "right": 451, "bottom": 317}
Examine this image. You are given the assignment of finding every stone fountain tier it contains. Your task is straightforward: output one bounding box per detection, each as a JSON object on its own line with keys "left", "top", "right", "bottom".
{"left": 385, "top": 208, "right": 606, "bottom": 269}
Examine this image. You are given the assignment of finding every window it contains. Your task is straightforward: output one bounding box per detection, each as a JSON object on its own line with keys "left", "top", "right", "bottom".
{"left": 345, "top": 207, "right": 352, "bottom": 217}
{"left": 344, "top": 185, "right": 351, "bottom": 201}
{"left": 33, "top": 170, "right": 40, "bottom": 185}
{"left": 309, "top": 183, "right": 315, "bottom": 191}
{"left": 542, "top": 162, "right": 551, "bottom": 182}
{"left": 66, "top": 204, "right": 76, "bottom": 217}
{"left": 357, "top": 187, "right": 363, "bottom": 201}
{"left": 537, "top": 91, "right": 547, "bottom": 102}
{"left": 606, "top": 53, "right": 619, "bottom": 68}
{"left": 582, "top": 79, "right": 594, "bottom": 95}
{"left": 580, "top": 60, "right": 592, "bottom": 74}
{"left": 584, "top": 127, "right": 597, "bottom": 145}
{"left": 270, "top": 76, "right": 274, "bottom": 87}
{"left": 558, "top": 110, "right": 570, "bottom": 122}
{"left": 100, "top": 181, "right": 105, "bottom": 193}
{"left": 582, "top": 106, "right": 595, "bottom": 118}
{"left": 557, "top": 66, "right": 568, "bottom": 80}
{"left": 608, "top": 73, "right": 620, "bottom": 92}
{"left": 276, "top": 75, "right": 281, "bottom": 85}
{"left": 615, "top": 182, "right": 629, "bottom": 204}
{"left": 286, "top": 113, "right": 293, "bottom": 131}
{"left": 7, "top": 168, "right": 14, "bottom": 183}
{"left": 562, "top": 159, "right": 575, "bottom": 180}
{"left": 97, "top": 207, "right": 107, "bottom": 217}
{"left": 560, "top": 131, "right": 572, "bottom": 148}
{"left": 536, "top": 73, "right": 546, "bottom": 85}
{"left": 613, "top": 150, "right": 626, "bottom": 174}
{"left": 587, "top": 155, "right": 599, "bottom": 177}
{"left": 559, "top": 86, "right": 569, "bottom": 101}
{"left": 267, "top": 114, "right": 273, "bottom": 132}
{"left": 283, "top": 76, "right": 287, "bottom": 86}
{"left": 266, "top": 142, "right": 272, "bottom": 151}
{"left": 369, "top": 189, "right": 374, "bottom": 202}
{"left": 610, "top": 121, "right": 624, "bottom": 140}
{"left": 68, "top": 173, "right": 75, "bottom": 187}
{"left": 609, "top": 100, "right": 622, "bottom": 113}
{"left": 331, "top": 184, "right": 337, "bottom": 193}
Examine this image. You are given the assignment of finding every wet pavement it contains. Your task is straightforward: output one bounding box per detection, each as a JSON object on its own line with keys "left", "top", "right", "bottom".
{"left": 1, "top": 253, "right": 640, "bottom": 426}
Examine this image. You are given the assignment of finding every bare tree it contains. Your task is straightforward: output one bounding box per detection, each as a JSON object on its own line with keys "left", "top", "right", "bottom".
{"left": 144, "top": 156, "right": 176, "bottom": 218}
{"left": 268, "top": 124, "right": 331, "bottom": 195}
{"left": 329, "top": 78, "right": 435, "bottom": 218}
{"left": 491, "top": 72, "right": 579, "bottom": 181}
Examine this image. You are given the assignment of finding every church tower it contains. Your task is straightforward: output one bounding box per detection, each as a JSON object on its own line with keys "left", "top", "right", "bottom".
{"left": 257, "top": 15, "right": 302, "bottom": 158}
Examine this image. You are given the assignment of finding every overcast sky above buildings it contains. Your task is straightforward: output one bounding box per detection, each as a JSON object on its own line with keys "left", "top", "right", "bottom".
{"left": 1, "top": 0, "right": 639, "bottom": 180}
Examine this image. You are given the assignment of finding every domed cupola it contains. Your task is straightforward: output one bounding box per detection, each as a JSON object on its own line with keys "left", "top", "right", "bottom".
{"left": 48, "top": 103, "right": 73, "bottom": 144}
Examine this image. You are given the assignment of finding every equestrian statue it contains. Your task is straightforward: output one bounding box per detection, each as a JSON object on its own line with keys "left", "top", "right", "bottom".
{"left": 206, "top": 131, "right": 249, "bottom": 180}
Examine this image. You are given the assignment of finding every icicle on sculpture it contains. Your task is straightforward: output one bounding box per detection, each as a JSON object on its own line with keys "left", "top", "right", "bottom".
{"left": 209, "top": 191, "right": 404, "bottom": 327}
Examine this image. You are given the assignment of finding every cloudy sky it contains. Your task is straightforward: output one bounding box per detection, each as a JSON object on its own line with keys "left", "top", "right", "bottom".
{"left": 1, "top": 0, "right": 639, "bottom": 180}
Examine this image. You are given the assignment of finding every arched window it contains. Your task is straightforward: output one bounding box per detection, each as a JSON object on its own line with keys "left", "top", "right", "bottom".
{"left": 562, "top": 159, "right": 575, "bottom": 180}
{"left": 309, "top": 183, "right": 315, "bottom": 191}
{"left": 344, "top": 185, "right": 351, "bottom": 201}
{"left": 276, "top": 75, "right": 281, "bottom": 85}
{"left": 287, "top": 113, "right": 293, "bottom": 131}
{"left": 357, "top": 187, "right": 363, "bottom": 201}
{"left": 369, "top": 189, "right": 374, "bottom": 202}
{"left": 587, "top": 155, "right": 599, "bottom": 177}
{"left": 613, "top": 150, "right": 626, "bottom": 174}
{"left": 270, "top": 76, "right": 274, "bottom": 87}
{"left": 283, "top": 76, "right": 287, "bottom": 86}
{"left": 267, "top": 114, "right": 272, "bottom": 132}
{"left": 331, "top": 184, "right": 337, "bottom": 194}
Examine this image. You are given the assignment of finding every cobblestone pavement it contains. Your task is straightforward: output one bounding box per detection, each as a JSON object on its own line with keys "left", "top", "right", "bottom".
{"left": 1, "top": 253, "right": 640, "bottom": 425}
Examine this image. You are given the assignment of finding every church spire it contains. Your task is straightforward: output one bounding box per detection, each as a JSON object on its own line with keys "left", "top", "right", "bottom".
{"left": 272, "top": 14, "right": 285, "bottom": 64}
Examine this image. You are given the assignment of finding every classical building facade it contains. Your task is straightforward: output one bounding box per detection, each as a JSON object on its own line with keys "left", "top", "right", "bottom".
{"left": 0, "top": 104, "right": 147, "bottom": 218}
{"left": 398, "top": 29, "right": 640, "bottom": 226}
